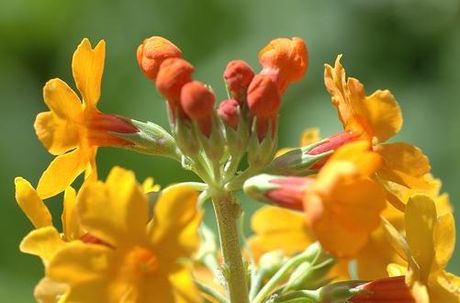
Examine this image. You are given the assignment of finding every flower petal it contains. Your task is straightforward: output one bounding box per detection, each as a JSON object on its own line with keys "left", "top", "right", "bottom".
{"left": 377, "top": 142, "right": 433, "bottom": 190}
{"left": 150, "top": 185, "right": 201, "bottom": 262}
{"left": 405, "top": 194, "right": 437, "bottom": 283}
{"left": 34, "top": 277, "right": 69, "bottom": 303}
{"left": 37, "top": 148, "right": 88, "bottom": 199}
{"left": 20, "top": 226, "right": 66, "bottom": 264}
{"left": 34, "top": 111, "right": 80, "bottom": 155}
{"left": 169, "top": 268, "right": 202, "bottom": 303}
{"left": 433, "top": 212, "right": 455, "bottom": 272}
{"left": 43, "top": 78, "right": 82, "bottom": 120}
{"left": 249, "top": 206, "right": 314, "bottom": 260}
{"left": 72, "top": 38, "right": 105, "bottom": 107}
{"left": 300, "top": 128, "right": 320, "bottom": 146}
{"left": 61, "top": 187, "right": 82, "bottom": 241}
{"left": 77, "top": 167, "right": 148, "bottom": 247}
{"left": 363, "top": 90, "right": 402, "bottom": 143}
{"left": 47, "top": 242, "right": 111, "bottom": 302}
{"left": 14, "top": 177, "right": 52, "bottom": 228}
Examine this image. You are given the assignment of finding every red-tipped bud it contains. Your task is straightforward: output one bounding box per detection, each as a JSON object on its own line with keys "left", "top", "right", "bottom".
{"left": 180, "top": 81, "right": 215, "bottom": 136}
{"left": 137, "top": 36, "right": 182, "bottom": 81}
{"left": 223, "top": 60, "right": 255, "bottom": 101}
{"left": 307, "top": 131, "right": 358, "bottom": 170}
{"left": 218, "top": 99, "right": 240, "bottom": 130}
{"left": 247, "top": 74, "right": 281, "bottom": 118}
{"left": 156, "top": 58, "right": 194, "bottom": 107}
{"left": 244, "top": 174, "right": 313, "bottom": 210}
{"left": 85, "top": 112, "right": 138, "bottom": 147}
{"left": 350, "top": 276, "right": 415, "bottom": 303}
{"left": 259, "top": 37, "right": 308, "bottom": 92}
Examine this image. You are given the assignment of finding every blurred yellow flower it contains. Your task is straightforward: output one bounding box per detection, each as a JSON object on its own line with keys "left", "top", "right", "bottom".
{"left": 324, "top": 56, "right": 433, "bottom": 210}
{"left": 386, "top": 194, "right": 460, "bottom": 302}
{"left": 35, "top": 39, "right": 138, "bottom": 199}
{"left": 44, "top": 167, "right": 203, "bottom": 303}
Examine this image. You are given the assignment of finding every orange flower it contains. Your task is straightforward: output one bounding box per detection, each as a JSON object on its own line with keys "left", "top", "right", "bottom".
{"left": 34, "top": 39, "right": 137, "bottom": 199}
{"left": 324, "top": 56, "right": 434, "bottom": 210}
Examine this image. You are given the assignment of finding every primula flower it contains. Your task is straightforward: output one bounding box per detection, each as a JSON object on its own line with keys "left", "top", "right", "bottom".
{"left": 34, "top": 38, "right": 138, "bottom": 199}
{"left": 324, "top": 56, "right": 433, "bottom": 209}
{"left": 44, "top": 167, "right": 202, "bottom": 302}
{"left": 385, "top": 194, "right": 460, "bottom": 302}
{"left": 246, "top": 141, "right": 386, "bottom": 258}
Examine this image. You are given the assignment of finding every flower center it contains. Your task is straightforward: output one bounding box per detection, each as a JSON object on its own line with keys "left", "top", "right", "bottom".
{"left": 124, "top": 246, "right": 159, "bottom": 277}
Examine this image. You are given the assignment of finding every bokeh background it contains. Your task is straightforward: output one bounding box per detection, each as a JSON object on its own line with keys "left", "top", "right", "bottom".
{"left": 1, "top": 0, "right": 459, "bottom": 301}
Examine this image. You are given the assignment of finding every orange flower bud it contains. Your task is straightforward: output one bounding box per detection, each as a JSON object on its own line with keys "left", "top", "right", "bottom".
{"left": 156, "top": 58, "right": 194, "bottom": 107}
{"left": 180, "top": 81, "right": 215, "bottom": 136}
{"left": 223, "top": 60, "right": 255, "bottom": 101}
{"left": 258, "top": 37, "right": 308, "bottom": 92}
{"left": 266, "top": 177, "right": 314, "bottom": 211}
{"left": 218, "top": 99, "right": 240, "bottom": 130}
{"left": 247, "top": 74, "right": 281, "bottom": 118}
{"left": 137, "top": 36, "right": 182, "bottom": 81}
{"left": 307, "top": 131, "right": 358, "bottom": 169}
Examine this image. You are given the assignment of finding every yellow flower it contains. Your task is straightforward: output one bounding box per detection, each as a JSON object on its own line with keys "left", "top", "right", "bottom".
{"left": 44, "top": 167, "right": 202, "bottom": 303}
{"left": 35, "top": 39, "right": 138, "bottom": 199}
{"left": 324, "top": 56, "right": 433, "bottom": 210}
{"left": 386, "top": 194, "right": 460, "bottom": 302}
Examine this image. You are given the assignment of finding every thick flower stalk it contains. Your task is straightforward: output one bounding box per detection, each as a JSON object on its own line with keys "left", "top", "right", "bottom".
{"left": 15, "top": 34, "right": 459, "bottom": 303}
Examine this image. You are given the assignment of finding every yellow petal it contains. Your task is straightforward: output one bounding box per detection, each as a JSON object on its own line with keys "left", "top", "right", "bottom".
{"left": 72, "top": 39, "right": 105, "bottom": 107}
{"left": 34, "top": 277, "right": 68, "bottom": 303}
{"left": 406, "top": 194, "right": 437, "bottom": 283}
{"left": 14, "top": 177, "right": 52, "bottom": 228}
{"left": 37, "top": 148, "right": 88, "bottom": 199}
{"left": 300, "top": 128, "right": 320, "bottom": 146}
{"left": 249, "top": 206, "right": 314, "bottom": 260}
{"left": 362, "top": 90, "right": 402, "bottom": 142}
{"left": 150, "top": 185, "right": 201, "bottom": 262}
{"left": 430, "top": 272, "right": 460, "bottom": 303}
{"left": 43, "top": 78, "right": 82, "bottom": 120}
{"left": 387, "top": 263, "right": 407, "bottom": 277}
{"left": 61, "top": 187, "right": 82, "bottom": 241}
{"left": 77, "top": 167, "right": 148, "bottom": 246}
{"left": 327, "top": 141, "right": 381, "bottom": 177}
{"left": 20, "top": 226, "right": 66, "bottom": 264}
{"left": 170, "top": 268, "right": 202, "bottom": 303}
{"left": 47, "top": 242, "right": 111, "bottom": 302}
{"left": 433, "top": 212, "right": 455, "bottom": 272}
{"left": 377, "top": 142, "right": 433, "bottom": 190}
{"left": 34, "top": 112, "right": 80, "bottom": 156}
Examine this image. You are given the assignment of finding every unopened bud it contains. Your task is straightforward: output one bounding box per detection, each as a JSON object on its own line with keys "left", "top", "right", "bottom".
{"left": 180, "top": 81, "right": 216, "bottom": 137}
{"left": 349, "top": 276, "right": 414, "bottom": 303}
{"left": 223, "top": 60, "right": 255, "bottom": 102}
{"left": 156, "top": 58, "right": 194, "bottom": 110}
{"left": 247, "top": 74, "right": 281, "bottom": 118}
{"left": 244, "top": 174, "right": 313, "bottom": 210}
{"left": 259, "top": 37, "right": 308, "bottom": 92}
{"left": 218, "top": 99, "right": 240, "bottom": 130}
{"left": 258, "top": 250, "right": 285, "bottom": 277}
{"left": 137, "top": 36, "right": 182, "bottom": 81}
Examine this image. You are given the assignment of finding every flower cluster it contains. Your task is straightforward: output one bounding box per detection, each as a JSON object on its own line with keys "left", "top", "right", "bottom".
{"left": 15, "top": 36, "right": 459, "bottom": 303}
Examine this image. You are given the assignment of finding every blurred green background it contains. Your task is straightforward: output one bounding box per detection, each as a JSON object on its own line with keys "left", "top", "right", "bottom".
{"left": 1, "top": 0, "right": 459, "bottom": 301}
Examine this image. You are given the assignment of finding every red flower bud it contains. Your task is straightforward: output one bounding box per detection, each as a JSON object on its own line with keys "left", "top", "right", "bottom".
{"left": 156, "top": 58, "right": 194, "bottom": 108}
{"left": 137, "top": 36, "right": 182, "bottom": 81}
{"left": 247, "top": 74, "right": 281, "bottom": 118}
{"left": 223, "top": 60, "right": 255, "bottom": 101}
{"left": 350, "top": 276, "right": 415, "bottom": 303}
{"left": 218, "top": 99, "right": 240, "bottom": 130}
{"left": 258, "top": 37, "right": 308, "bottom": 92}
{"left": 266, "top": 177, "right": 314, "bottom": 211}
{"left": 180, "top": 81, "right": 216, "bottom": 136}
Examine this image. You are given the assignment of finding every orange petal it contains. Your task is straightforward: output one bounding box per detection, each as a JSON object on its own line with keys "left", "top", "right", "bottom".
{"left": 362, "top": 90, "right": 402, "bottom": 143}
{"left": 37, "top": 148, "right": 88, "bottom": 199}
{"left": 72, "top": 38, "right": 105, "bottom": 107}
{"left": 34, "top": 111, "right": 80, "bottom": 155}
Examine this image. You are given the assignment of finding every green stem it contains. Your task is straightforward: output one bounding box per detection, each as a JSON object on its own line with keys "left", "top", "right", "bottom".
{"left": 196, "top": 281, "right": 228, "bottom": 303}
{"left": 252, "top": 249, "right": 316, "bottom": 303}
{"left": 212, "top": 191, "right": 249, "bottom": 303}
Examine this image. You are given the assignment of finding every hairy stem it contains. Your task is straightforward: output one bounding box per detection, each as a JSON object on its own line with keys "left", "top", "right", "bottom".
{"left": 212, "top": 191, "right": 249, "bottom": 303}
